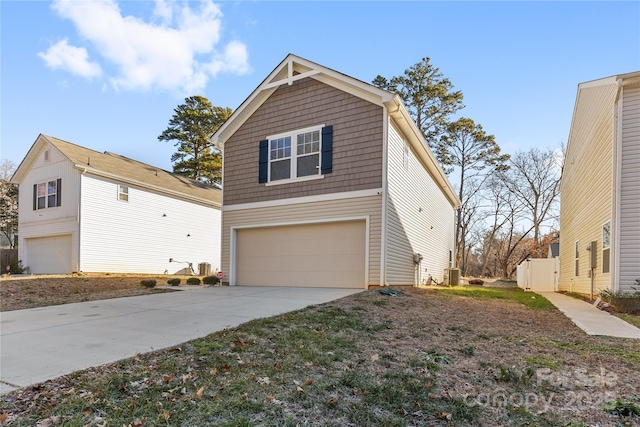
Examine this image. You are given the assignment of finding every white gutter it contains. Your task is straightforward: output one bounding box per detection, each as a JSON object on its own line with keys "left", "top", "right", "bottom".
{"left": 384, "top": 96, "right": 461, "bottom": 208}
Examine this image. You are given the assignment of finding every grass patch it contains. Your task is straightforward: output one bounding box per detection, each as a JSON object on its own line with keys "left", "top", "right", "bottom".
{"left": 618, "top": 313, "right": 640, "bottom": 328}
{"left": 434, "top": 287, "right": 556, "bottom": 310}
{"left": 524, "top": 354, "right": 560, "bottom": 369}
{"left": 2, "top": 302, "right": 481, "bottom": 426}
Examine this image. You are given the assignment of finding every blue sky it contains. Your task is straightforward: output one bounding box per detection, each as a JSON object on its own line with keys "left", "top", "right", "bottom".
{"left": 1, "top": 1, "right": 639, "bottom": 174}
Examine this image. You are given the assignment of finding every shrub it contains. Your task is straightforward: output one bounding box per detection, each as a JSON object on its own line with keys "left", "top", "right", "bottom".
{"left": 203, "top": 275, "right": 220, "bottom": 285}
{"left": 599, "top": 287, "right": 640, "bottom": 314}
{"left": 140, "top": 279, "right": 157, "bottom": 288}
{"left": 186, "top": 277, "right": 201, "bottom": 286}
{"left": 167, "top": 278, "right": 181, "bottom": 286}
{"left": 7, "top": 260, "right": 28, "bottom": 274}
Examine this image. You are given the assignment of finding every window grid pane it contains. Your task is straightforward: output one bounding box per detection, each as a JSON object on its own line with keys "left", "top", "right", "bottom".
{"left": 270, "top": 137, "right": 291, "bottom": 160}
{"left": 296, "top": 131, "right": 320, "bottom": 156}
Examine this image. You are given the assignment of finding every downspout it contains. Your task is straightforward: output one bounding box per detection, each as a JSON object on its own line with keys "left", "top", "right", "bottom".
{"left": 611, "top": 78, "right": 623, "bottom": 292}
{"left": 77, "top": 168, "right": 86, "bottom": 273}
{"left": 219, "top": 140, "right": 227, "bottom": 285}
{"left": 380, "top": 105, "right": 392, "bottom": 287}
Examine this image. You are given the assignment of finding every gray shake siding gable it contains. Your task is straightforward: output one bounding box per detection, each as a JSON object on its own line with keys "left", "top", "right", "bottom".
{"left": 223, "top": 78, "right": 384, "bottom": 206}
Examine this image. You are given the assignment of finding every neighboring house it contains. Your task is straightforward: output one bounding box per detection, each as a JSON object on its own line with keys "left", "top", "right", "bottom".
{"left": 211, "top": 54, "right": 461, "bottom": 289}
{"left": 548, "top": 242, "right": 559, "bottom": 258}
{"left": 11, "top": 134, "right": 221, "bottom": 275}
{"left": 559, "top": 71, "right": 640, "bottom": 295}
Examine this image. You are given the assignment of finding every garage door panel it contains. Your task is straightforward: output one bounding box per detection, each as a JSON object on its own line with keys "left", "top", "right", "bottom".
{"left": 27, "top": 235, "right": 72, "bottom": 274}
{"left": 236, "top": 221, "right": 365, "bottom": 288}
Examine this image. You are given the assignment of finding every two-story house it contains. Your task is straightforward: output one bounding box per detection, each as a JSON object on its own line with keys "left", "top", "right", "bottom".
{"left": 211, "top": 55, "right": 461, "bottom": 288}
{"left": 11, "top": 134, "right": 222, "bottom": 275}
{"left": 560, "top": 71, "right": 640, "bottom": 295}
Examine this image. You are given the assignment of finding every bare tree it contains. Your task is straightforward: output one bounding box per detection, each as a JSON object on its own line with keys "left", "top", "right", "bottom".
{"left": 478, "top": 175, "right": 514, "bottom": 276}
{"left": 439, "top": 118, "right": 510, "bottom": 269}
{"left": 500, "top": 147, "right": 562, "bottom": 245}
{"left": 0, "top": 160, "right": 18, "bottom": 248}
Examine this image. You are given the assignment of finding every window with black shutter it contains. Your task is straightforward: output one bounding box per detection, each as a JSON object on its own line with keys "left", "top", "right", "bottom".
{"left": 259, "top": 124, "right": 333, "bottom": 184}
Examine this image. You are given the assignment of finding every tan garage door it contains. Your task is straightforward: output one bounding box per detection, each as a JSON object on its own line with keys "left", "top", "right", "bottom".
{"left": 26, "top": 234, "right": 72, "bottom": 274}
{"left": 236, "top": 221, "right": 366, "bottom": 288}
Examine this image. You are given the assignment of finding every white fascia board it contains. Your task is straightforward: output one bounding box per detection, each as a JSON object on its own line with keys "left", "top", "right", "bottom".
{"left": 385, "top": 96, "right": 461, "bottom": 208}
{"left": 74, "top": 165, "right": 221, "bottom": 209}
{"left": 263, "top": 69, "right": 322, "bottom": 89}
{"left": 211, "top": 54, "right": 394, "bottom": 145}
{"left": 10, "top": 134, "right": 49, "bottom": 184}
{"left": 211, "top": 88, "right": 276, "bottom": 145}
{"left": 222, "top": 188, "right": 382, "bottom": 212}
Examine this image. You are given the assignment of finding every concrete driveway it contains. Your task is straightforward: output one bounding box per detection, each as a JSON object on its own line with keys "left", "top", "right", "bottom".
{"left": 0, "top": 286, "right": 362, "bottom": 395}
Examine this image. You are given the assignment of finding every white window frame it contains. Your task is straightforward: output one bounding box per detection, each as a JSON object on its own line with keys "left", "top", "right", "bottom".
{"left": 118, "top": 184, "right": 129, "bottom": 202}
{"left": 574, "top": 240, "right": 580, "bottom": 277}
{"left": 266, "top": 124, "right": 325, "bottom": 186}
{"left": 36, "top": 180, "right": 59, "bottom": 210}
{"left": 602, "top": 221, "right": 611, "bottom": 274}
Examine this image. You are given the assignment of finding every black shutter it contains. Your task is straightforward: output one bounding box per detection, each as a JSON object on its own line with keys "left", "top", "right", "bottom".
{"left": 258, "top": 139, "right": 269, "bottom": 183}
{"left": 33, "top": 184, "right": 37, "bottom": 210}
{"left": 56, "top": 178, "right": 62, "bottom": 206}
{"left": 321, "top": 125, "right": 333, "bottom": 174}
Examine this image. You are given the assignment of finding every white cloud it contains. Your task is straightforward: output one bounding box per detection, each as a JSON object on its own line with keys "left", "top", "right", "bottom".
{"left": 43, "top": 0, "right": 249, "bottom": 93}
{"left": 38, "top": 38, "right": 102, "bottom": 79}
{"left": 152, "top": 0, "right": 173, "bottom": 25}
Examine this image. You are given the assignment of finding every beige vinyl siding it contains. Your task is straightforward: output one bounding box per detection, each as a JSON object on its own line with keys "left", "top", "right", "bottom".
{"left": 223, "top": 78, "right": 384, "bottom": 206}
{"left": 222, "top": 194, "right": 382, "bottom": 286}
{"left": 559, "top": 82, "right": 617, "bottom": 294}
{"left": 385, "top": 121, "right": 456, "bottom": 285}
{"left": 618, "top": 85, "right": 640, "bottom": 292}
{"left": 80, "top": 175, "right": 221, "bottom": 274}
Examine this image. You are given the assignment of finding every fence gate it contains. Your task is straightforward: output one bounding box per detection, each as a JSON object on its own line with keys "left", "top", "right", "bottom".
{"left": 1, "top": 249, "right": 18, "bottom": 271}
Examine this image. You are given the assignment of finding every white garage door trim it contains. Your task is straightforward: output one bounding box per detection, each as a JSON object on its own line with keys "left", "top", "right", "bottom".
{"left": 230, "top": 216, "right": 369, "bottom": 287}
{"left": 26, "top": 234, "right": 73, "bottom": 274}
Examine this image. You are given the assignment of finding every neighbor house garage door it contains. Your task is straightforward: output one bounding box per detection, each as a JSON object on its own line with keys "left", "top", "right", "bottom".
{"left": 236, "top": 221, "right": 366, "bottom": 288}
{"left": 26, "top": 235, "right": 72, "bottom": 274}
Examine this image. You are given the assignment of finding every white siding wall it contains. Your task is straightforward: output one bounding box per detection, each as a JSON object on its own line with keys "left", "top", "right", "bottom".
{"left": 17, "top": 142, "right": 80, "bottom": 271}
{"left": 619, "top": 85, "right": 640, "bottom": 292}
{"left": 386, "top": 121, "right": 456, "bottom": 285}
{"left": 79, "top": 174, "right": 221, "bottom": 274}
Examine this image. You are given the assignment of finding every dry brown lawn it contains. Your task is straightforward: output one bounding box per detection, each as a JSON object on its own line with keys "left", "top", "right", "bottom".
{"left": 0, "top": 274, "right": 182, "bottom": 311}
{"left": 1, "top": 276, "right": 639, "bottom": 426}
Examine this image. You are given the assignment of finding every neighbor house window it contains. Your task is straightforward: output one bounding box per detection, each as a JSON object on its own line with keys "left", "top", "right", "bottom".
{"left": 44, "top": 150, "right": 50, "bottom": 162}
{"left": 33, "top": 179, "right": 61, "bottom": 210}
{"left": 602, "top": 222, "right": 611, "bottom": 273}
{"left": 258, "top": 125, "right": 333, "bottom": 184}
{"left": 118, "top": 185, "right": 129, "bottom": 202}
{"left": 574, "top": 241, "right": 580, "bottom": 277}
